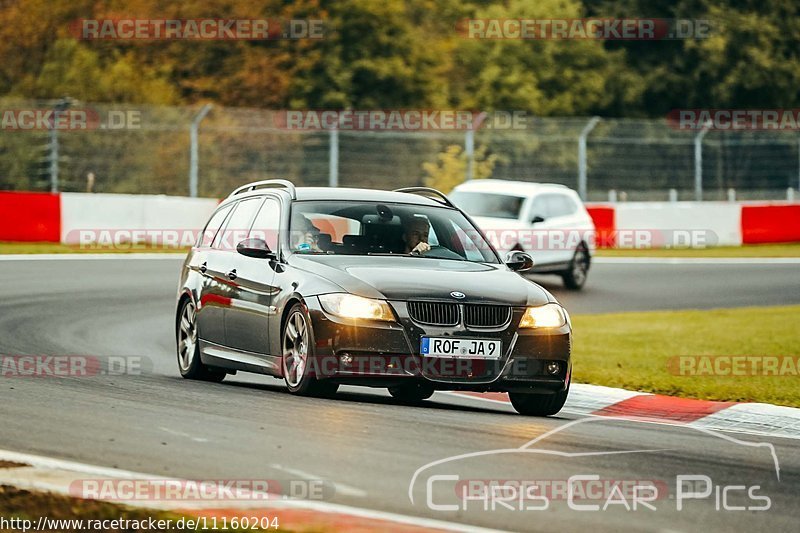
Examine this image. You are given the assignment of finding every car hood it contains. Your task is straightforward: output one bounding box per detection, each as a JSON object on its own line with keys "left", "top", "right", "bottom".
{"left": 290, "top": 255, "right": 550, "bottom": 306}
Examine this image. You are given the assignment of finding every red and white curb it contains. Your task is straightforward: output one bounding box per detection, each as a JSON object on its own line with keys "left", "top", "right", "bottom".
{"left": 447, "top": 383, "right": 800, "bottom": 440}
{"left": 0, "top": 449, "right": 500, "bottom": 533}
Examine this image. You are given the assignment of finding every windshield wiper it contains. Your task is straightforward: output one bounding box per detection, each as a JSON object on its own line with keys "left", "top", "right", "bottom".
{"left": 367, "top": 252, "right": 467, "bottom": 261}
{"left": 367, "top": 252, "right": 412, "bottom": 256}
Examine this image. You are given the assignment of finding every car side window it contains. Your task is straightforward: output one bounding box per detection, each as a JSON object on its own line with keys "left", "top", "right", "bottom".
{"left": 213, "top": 197, "right": 264, "bottom": 250}
{"left": 197, "top": 204, "right": 233, "bottom": 248}
{"left": 249, "top": 198, "right": 280, "bottom": 251}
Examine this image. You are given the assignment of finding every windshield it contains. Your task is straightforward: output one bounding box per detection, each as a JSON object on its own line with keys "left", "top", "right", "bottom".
{"left": 289, "top": 201, "right": 500, "bottom": 264}
{"left": 449, "top": 190, "right": 525, "bottom": 219}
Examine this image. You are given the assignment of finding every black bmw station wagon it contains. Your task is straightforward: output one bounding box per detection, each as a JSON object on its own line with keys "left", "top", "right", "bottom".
{"left": 176, "top": 180, "right": 572, "bottom": 416}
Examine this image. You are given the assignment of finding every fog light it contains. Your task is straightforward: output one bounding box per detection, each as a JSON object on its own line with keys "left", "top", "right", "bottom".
{"left": 340, "top": 354, "right": 353, "bottom": 366}
{"left": 546, "top": 361, "right": 560, "bottom": 375}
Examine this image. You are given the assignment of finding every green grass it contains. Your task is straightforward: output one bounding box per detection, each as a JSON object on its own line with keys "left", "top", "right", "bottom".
{"left": 0, "top": 242, "right": 188, "bottom": 254}
{"left": 0, "top": 485, "right": 199, "bottom": 532}
{"left": 572, "top": 305, "right": 800, "bottom": 407}
{"left": 595, "top": 242, "right": 800, "bottom": 257}
{"left": 3, "top": 241, "right": 799, "bottom": 257}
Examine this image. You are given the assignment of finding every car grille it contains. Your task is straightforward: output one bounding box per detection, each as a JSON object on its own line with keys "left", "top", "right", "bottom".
{"left": 407, "top": 302, "right": 512, "bottom": 328}
{"left": 407, "top": 301, "right": 459, "bottom": 326}
{"left": 464, "top": 304, "right": 511, "bottom": 328}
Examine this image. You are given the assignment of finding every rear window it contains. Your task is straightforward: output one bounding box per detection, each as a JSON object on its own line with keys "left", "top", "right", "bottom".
{"left": 449, "top": 190, "right": 525, "bottom": 219}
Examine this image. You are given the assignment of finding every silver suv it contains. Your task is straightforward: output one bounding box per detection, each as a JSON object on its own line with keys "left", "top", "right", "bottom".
{"left": 450, "top": 179, "right": 595, "bottom": 289}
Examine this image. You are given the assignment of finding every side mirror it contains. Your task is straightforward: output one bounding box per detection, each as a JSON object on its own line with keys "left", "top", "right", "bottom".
{"left": 531, "top": 215, "right": 545, "bottom": 224}
{"left": 505, "top": 250, "right": 534, "bottom": 272}
{"left": 237, "top": 238, "right": 275, "bottom": 259}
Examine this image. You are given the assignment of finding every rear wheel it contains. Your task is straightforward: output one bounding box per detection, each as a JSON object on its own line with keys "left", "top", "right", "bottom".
{"left": 388, "top": 382, "right": 435, "bottom": 403}
{"left": 562, "top": 244, "right": 590, "bottom": 290}
{"left": 176, "top": 299, "right": 225, "bottom": 382}
{"left": 509, "top": 385, "right": 569, "bottom": 416}
{"left": 282, "top": 303, "right": 338, "bottom": 397}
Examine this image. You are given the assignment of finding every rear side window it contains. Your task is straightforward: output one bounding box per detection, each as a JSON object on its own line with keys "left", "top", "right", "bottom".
{"left": 213, "top": 198, "right": 264, "bottom": 250}
{"left": 530, "top": 196, "right": 550, "bottom": 220}
{"left": 197, "top": 204, "right": 233, "bottom": 248}
{"left": 532, "top": 194, "right": 578, "bottom": 219}
{"left": 249, "top": 198, "right": 281, "bottom": 251}
{"left": 549, "top": 194, "right": 578, "bottom": 217}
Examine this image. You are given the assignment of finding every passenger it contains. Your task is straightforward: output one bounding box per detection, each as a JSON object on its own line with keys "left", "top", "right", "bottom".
{"left": 403, "top": 215, "right": 431, "bottom": 254}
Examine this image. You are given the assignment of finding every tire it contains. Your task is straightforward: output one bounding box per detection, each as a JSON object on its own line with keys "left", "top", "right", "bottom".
{"left": 561, "top": 243, "right": 590, "bottom": 290}
{"left": 282, "top": 303, "right": 339, "bottom": 397}
{"left": 388, "top": 382, "right": 435, "bottom": 403}
{"left": 176, "top": 298, "right": 226, "bottom": 383}
{"left": 509, "top": 385, "right": 570, "bottom": 416}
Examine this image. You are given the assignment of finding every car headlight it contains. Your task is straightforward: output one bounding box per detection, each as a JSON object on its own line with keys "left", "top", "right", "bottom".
{"left": 519, "top": 303, "right": 567, "bottom": 328}
{"left": 319, "top": 293, "right": 395, "bottom": 321}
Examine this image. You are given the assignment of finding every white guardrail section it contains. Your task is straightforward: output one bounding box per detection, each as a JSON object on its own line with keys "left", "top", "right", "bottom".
{"left": 60, "top": 193, "right": 219, "bottom": 246}
{"left": 58, "top": 195, "right": 768, "bottom": 248}
{"left": 587, "top": 201, "right": 743, "bottom": 247}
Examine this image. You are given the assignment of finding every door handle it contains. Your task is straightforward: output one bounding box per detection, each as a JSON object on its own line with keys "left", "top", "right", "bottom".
{"left": 199, "top": 262, "right": 207, "bottom": 274}
{"left": 227, "top": 269, "right": 238, "bottom": 281}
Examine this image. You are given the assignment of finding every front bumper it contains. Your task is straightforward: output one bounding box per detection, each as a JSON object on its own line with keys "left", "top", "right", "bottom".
{"left": 305, "top": 297, "right": 571, "bottom": 393}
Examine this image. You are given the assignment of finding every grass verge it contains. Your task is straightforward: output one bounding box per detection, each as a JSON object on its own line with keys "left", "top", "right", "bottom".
{"left": 2, "top": 241, "right": 799, "bottom": 257}
{"left": 0, "top": 485, "right": 198, "bottom": 532}
{"left": 0, "top": 242, "right": 188, "bottom": 254}
{"left": 572, "top": 305, "right": 800, "bottom": 407}
{"left": 595, "top": 242, "right": 800, "bottom": 257}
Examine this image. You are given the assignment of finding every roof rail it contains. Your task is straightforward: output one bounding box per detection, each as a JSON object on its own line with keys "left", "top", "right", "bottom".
{"left": 228, "top": 179, "right": 296, "bottom": 199}
{"left": 393, "top": 187, "right": 455, "bottom": 208}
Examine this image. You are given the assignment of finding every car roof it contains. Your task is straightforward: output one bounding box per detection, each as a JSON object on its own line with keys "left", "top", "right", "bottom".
{"left": 453, "top": 179, "right": 572, "bottom": 196}
{"left": 224, "top": 185, "right": 446, "bottom": 207}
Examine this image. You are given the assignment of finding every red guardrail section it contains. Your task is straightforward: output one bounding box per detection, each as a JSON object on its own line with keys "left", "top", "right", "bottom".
{"left": 741, "top": 204, "right": 800, "bottom": 244}
{"left": 0, "top": 191, "right": 61, "bottom": 242}
{"left": 585, "top": 205, "right": 616, "bottom": 248}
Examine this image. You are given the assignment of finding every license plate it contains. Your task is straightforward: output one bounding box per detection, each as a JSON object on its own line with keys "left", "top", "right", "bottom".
{"left": 421, "top": 337, "right": 502, "bottom": 359}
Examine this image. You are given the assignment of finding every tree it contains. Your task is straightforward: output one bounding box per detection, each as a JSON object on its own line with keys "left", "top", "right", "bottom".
{"left": 422, "top": 144, "right": 497, "bottom": 193}
{"left": 449, "top": 0, "right": 641, "bottom": 116}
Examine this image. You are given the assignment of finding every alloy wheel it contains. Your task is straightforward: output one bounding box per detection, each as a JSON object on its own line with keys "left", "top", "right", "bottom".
{"left": 283, "top": 311, "right": 309, "bottom": 388}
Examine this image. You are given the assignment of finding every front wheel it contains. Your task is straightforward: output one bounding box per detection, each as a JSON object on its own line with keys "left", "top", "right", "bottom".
{"left": 176, "top": 299, "right": 225, "bottom": 382}
{"left": 282, "top": 303, "right": 338, "bottom": 397}
{"left": 561, "top": 244, "right": 590, "bottom": 290}
{"left": 509, "top": 385, "right": 569, "bottom": 416}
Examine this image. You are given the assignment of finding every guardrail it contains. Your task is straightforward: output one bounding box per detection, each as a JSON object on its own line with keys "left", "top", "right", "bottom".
{"left": 1, "top": 191, "right": 798, "bottom": 248}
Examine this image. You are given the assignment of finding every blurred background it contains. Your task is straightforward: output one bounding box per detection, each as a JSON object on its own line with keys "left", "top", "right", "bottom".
{"left": 1, "top": 0, "right": 799, "bottom": 200}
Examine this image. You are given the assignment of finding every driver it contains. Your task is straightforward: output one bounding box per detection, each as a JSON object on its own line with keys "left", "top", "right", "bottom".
{"left": 292, "top": 215, "right": 323, "bottom": 252}
{"left": 403, "top": 215, "right": 431, "bottom": 254}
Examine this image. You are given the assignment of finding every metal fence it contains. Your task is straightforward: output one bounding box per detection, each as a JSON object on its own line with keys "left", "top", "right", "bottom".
{"left": 1, "top": 99, "right": 799, "bottom": 201}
